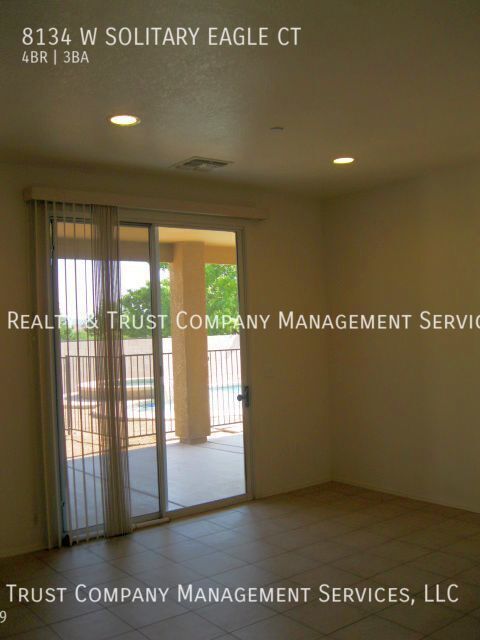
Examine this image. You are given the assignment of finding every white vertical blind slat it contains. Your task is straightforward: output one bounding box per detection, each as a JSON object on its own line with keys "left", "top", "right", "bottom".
{"left": 34, "top": 199, "right": 132, "bottom": 543}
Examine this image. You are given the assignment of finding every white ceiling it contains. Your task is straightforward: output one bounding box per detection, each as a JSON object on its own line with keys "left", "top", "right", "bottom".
{"left": 2, "top": 0, "right": 480, "bottom": 196}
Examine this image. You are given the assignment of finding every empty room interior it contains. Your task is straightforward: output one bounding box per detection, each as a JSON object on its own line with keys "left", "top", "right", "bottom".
{"left": 2, "top": 1, "right": 480, "bottom": 639}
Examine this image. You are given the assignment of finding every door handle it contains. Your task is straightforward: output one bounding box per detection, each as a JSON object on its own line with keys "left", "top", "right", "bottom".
{"left": 237, "top": 385, "right": 250, "bottom": 408}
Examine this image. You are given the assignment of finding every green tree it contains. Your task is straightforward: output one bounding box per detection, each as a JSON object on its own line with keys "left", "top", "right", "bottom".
{"left": 119, "top": 262, "right": 239, "bottom": 338}
{"left": 120, "top": 263, "right": 171, "bottom": 338}
{"left": 59, "top": 317, "right": 89, "bottom": 342}
{"left": 205, "top": 264, "right": 239, "bottom": 335}
{"left": 59, "top": 317, "right": 75, "bottom": 342}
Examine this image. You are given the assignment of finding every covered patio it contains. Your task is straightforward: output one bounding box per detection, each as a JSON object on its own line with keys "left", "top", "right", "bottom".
{"left": 66, "top": 430, "right": 245, "bottom": 531}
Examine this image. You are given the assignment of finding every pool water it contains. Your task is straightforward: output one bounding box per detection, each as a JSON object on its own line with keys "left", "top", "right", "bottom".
{"left": 128, "top": 384, "right": 242, "bottom": 423}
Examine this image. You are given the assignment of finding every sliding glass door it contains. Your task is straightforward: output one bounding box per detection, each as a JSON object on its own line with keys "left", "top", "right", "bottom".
{"left": 54, "top": 215, "right": 249, "bottom": 538}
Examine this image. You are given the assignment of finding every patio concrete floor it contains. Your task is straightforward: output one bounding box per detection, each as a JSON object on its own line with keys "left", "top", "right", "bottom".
{"left": 67, "top": 431, "right": 245, "bottom": 530}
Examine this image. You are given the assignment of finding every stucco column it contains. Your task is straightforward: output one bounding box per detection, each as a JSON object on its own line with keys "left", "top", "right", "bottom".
{"left": 170, "top": 242, "right": 211, "bottom": 443}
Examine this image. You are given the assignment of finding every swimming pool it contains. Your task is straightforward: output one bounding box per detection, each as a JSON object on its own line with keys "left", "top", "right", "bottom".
{"left": 128, "top": 383, "right": 242, "bottom": 424}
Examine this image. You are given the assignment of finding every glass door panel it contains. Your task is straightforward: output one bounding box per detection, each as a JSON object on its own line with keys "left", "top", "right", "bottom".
{"left": 56, "top": 217, "right": 101, "bottom": 534}
{"left": 56, "top": 220, "right": 161, "bottom": 538}
{"left": 118, "top": 225, "right": 160, "bottom": 519}
{"left": 156, "top": 226, "right": 247, "bottom": 511}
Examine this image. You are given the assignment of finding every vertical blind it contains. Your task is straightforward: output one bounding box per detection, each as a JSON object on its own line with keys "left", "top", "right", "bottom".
{"left": 91, "top": 205, "right": 131, "bottom": 538}
{"left": 32, "top": 200, "right": 132, "bottom": 544}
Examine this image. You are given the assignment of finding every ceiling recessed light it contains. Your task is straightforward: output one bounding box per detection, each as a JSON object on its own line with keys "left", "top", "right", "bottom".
{"left": 109, "top": 114, "right": 141, "bottom": 126}
{"left": 333, "top": 157, "right": 355, "bottom": 164}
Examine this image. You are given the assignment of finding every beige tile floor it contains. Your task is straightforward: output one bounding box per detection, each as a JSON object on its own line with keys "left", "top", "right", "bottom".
{"left": 1, "top": 482, "right": 480, "bottom": 639}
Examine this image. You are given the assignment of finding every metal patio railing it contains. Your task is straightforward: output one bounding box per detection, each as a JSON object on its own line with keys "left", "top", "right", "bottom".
{"left": 60, "top": 348, "right": 242, "bottom": 442}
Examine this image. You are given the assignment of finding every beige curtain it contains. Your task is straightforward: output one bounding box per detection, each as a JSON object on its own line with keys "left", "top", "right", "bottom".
{"left": 91, "top": 205, "right": 132, "bottom": 537}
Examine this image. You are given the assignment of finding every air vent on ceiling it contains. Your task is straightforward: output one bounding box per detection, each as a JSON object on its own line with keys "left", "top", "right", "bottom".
{"left": 172, "top": 156, "right": 232, "bottom": 172}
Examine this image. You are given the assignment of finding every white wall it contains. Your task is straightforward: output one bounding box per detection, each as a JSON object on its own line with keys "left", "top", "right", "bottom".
{"left": 0, "top": 162, "right": 330, "bottom": 556}
{"left": 322, "top": 162, "right": 480, "bottom": 512}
